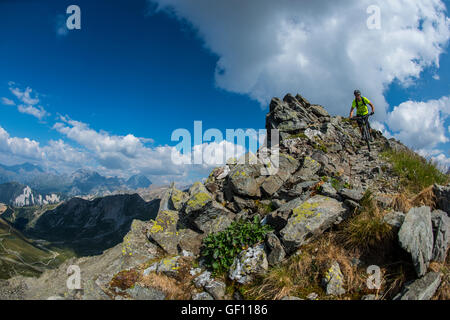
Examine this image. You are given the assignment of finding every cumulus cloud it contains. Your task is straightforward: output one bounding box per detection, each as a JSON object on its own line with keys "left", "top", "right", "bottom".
{"left": 52, "top": 116, "right": 247, "bottom": 183}
{"left": 386, "top": 96, "right": 450, "bottom": 150}
{"left": 148, "top": 0, "right": 450, "bottom": 121}
{"left": 0, "top": 125, "right": 87, "bottom": 171}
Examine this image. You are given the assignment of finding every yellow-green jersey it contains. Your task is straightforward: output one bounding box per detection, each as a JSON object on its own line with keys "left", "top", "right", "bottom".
{"left": 352, "top": 97, "right": 371, "bottom": 116}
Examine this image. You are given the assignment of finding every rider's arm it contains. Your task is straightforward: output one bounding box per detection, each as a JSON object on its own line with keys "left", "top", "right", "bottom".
{"left": 349, "top": 107, "right": 354, "bottom": 118}
{"left": 369, "top": 102, "right": 375, "bottom": 113}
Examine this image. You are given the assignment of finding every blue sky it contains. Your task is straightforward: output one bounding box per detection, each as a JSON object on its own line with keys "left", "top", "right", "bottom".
{"left": 0, "top": 0, "right": 449, "bottom": 184}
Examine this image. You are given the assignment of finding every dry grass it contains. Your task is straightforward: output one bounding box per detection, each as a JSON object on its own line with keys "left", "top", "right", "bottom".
{"left": 431, "top": 258, "right": 450, "bottom": 300}
{"left": 141, "top": 272, "right": 192, "bottom": 300}
{"left": 139, "top": 256, "right": 197, "bottom": 300}
{"left": 391, "top": 186, "right": 437, "bottom": 213}
{"left": 338, "top": 191, "right": 395, "bottom": 255}
{"left": 245, "top": 234, "right": 367, "bottom": 300}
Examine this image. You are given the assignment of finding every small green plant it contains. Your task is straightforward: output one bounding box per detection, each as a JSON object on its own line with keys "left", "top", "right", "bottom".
{"left": 255, "top": 200, "right": 277, "bottom": 214}
{"left": 381, "top": 149, "right": 448, "bottom": 194}
{"left": 201, "top": 217, "right": 272, "bottom": 275}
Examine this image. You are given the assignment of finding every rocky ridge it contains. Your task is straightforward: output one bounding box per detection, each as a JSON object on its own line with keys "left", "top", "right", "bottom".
{"left": 0, "top": 93, "right": 448, "bottom": 300}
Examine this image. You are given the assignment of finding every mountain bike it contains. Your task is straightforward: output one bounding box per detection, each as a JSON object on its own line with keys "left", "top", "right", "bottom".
{"left": 351, "top": 113, "right": 373, "bottom": 152}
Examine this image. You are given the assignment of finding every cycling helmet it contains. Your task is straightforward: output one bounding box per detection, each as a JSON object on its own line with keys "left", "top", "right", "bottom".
{"left": 354, "top": 89, "right": 361, "bottom": 96}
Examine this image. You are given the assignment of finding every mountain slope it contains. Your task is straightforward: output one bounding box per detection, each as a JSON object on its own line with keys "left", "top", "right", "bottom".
{"left": 25, "top": 194, "right": 160, "bottom": 256}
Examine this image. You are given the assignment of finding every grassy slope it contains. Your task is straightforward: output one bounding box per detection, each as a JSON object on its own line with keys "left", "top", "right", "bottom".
{"left": 0, "top": 218, "right": 74, "bottom": 279}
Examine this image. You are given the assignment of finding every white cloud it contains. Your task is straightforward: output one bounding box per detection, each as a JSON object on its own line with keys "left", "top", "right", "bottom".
{"left": 17, "top": 104, "right": 49, "bottom": 120}
{"left": 417, "top": 149, "right": 450, "bottom": 172}
{"left": 148, "top": 0, "right": 450, "bottom": 121}
{"left": 10, "top": 85, "right": 39, "bottom": 105}
{"left": 386, "top": 96, "right": 450, "bottom": 150}
{"left": 52, "top": 116, "right": 247, "bottom": 183}
{"left": 5, "top": 83, "right": 50, "bottom": 120}
{"left": 0, "top": 126, "right": 87, "bottom": 170}
{"left": 1, "top": 97, "right": 15, "bottom": 106}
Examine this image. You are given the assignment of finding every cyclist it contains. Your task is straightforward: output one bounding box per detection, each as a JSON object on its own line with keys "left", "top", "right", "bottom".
{"left": 349, "top": 90, "right": 375, "bottom": 140}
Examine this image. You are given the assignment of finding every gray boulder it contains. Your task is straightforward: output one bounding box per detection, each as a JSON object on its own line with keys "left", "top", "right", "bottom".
{"left": 383, "top": 211, "right": 405, "bottom": 228}
{"left": 204, "top": 280, "right": 226, "bottom": 300}
{"left": 186, "top": 201, "right": 234, "bottom": 235}
{"left": 431, "top": 210, "right": 449, "bottom": 262}
{"left": 433, "top": 184, "right": 450, "bottom": 213}
{"left": 265, "top": 233, "right": 286, "bottom": 266}
{"left": 229, "top": 244, "right": 269, "bottom": 284}
{"left": 228, "top": 164, "right": 262, "bottom": 198}
{"left": 398, "top": 206, "right": 434, "bottom": 277}
{"left": 310, "top": 104, "right": 329, "bottom": 118}
{"left": 280, "top": 195, "right": 348, "bottom": 253}
{"left": 126, "top": 284, "right": 166, "bottom": 300}
{"left": 394, "top": 272, "right": 441, "bottom": 300}
{"left": 339, "top": 188, "right": 365, "bottom": 202}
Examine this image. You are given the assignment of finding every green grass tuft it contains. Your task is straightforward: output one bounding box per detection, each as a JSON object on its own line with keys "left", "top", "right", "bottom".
{"left": 381, "top": 149, "right": 448, "bottom": 194}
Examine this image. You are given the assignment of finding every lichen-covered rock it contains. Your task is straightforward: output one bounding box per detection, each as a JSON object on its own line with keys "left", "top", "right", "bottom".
{"left": 143, "top": 256, "right": 180, "bottom": 278}
{"left": 228, "top": 164, "right": 262, "bottom": 198}
{"left": 170, "top": 188, "right": 189, "bottom": 211}
{"left": 398, "top": 206, "right": 433, "bottom": 277}
{"left": 229, "top": 244, "right": 269, "bottom": 284}
{"left": 394, "top": 272, "right": 441, "bottom": 300}
{"left": 146, "top": 210, "right": 180, "bottom": 255}
{"left": 265, "top": 232, "right": 286, "bottom": 266}
{"left": 280, "top": 195, "right": 348, "bottom": 253}
{"left": 431, "top": 210, "right": 449, "bottom": 262}
{"left": 184, "top": 182, "right": 213, "bottom": 214}
{"left": 322, "top": 261, "right": 345, "bottom": 296}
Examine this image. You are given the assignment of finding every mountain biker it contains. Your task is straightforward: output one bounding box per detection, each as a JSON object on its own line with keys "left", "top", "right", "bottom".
{"left": 349, "top": 90, "right": 375, "bottom": 140}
